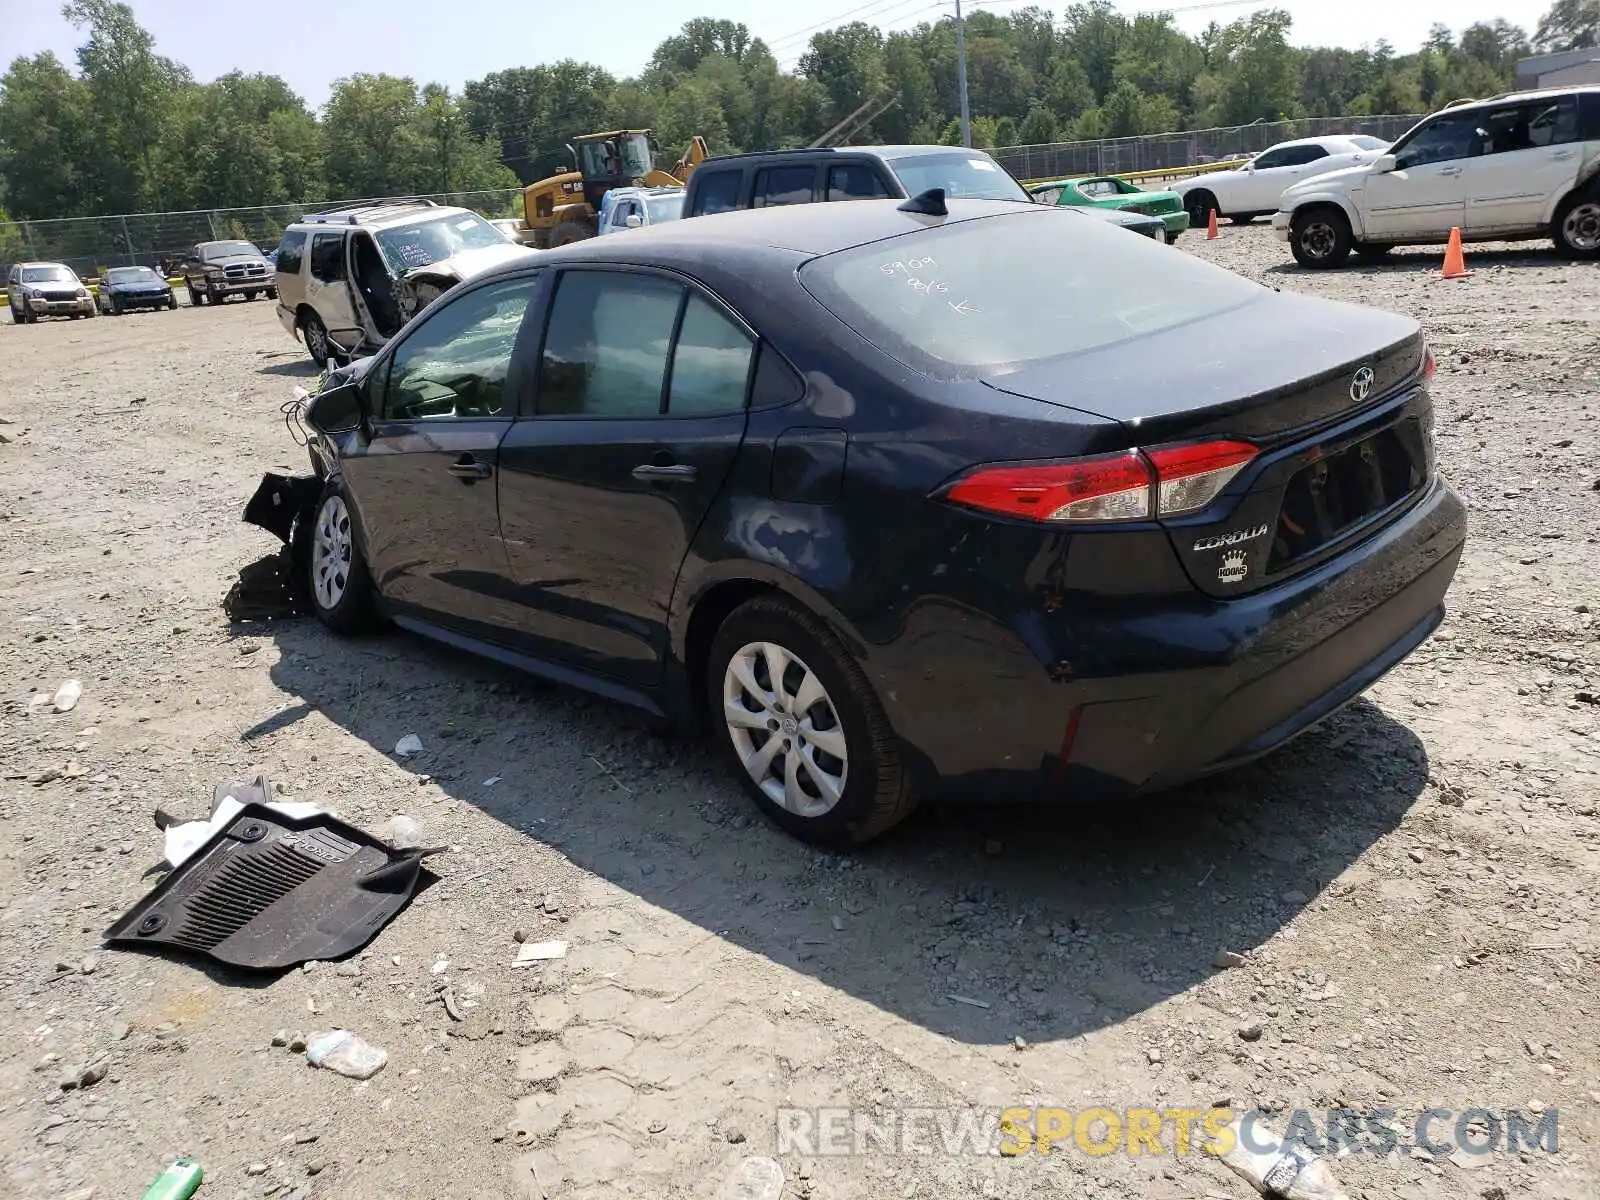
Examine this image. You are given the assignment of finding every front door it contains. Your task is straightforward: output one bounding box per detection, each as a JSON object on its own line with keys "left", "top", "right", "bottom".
{"left": 1362, "top": 112, "right": 1478, "bottom": 239}
{"left": 1237, "top": 145, "right": 1329, "bottom": 212}
{"left": 497, "top": 266, "right": 756, "bottom": 685}
{"left": 336, "top": 274, "right": 544, "bottom": 643}
{"left": 307, "top": 231, "right": 364, "bottom": 356}
{"left": 1463, "top": 95, "right": 1583, "bottom": 236}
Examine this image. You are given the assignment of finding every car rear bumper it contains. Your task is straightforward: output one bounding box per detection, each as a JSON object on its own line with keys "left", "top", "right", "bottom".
{"left": 881, "top": 476, "right": 1467, "bottom": 801}
{"left": 1158, "top": 212, "right": 1190, "bottom": 235}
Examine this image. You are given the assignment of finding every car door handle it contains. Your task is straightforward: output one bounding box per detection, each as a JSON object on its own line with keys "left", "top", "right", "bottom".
{"left": 448, "top": 458, "right": 493, "bottom": 482}
{"left": 1552, "top": 150, "right": 1577, "bottom": 160}
{"left": 1439, "top": 167, "right": 1462, "bottom": 176}
{"left": 631, "top": 463, "right": 698, "bottom": 483}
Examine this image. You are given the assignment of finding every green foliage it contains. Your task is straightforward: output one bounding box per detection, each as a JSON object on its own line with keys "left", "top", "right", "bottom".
{"left": 0, "top": 1, "right": 1558, "bottom": 222}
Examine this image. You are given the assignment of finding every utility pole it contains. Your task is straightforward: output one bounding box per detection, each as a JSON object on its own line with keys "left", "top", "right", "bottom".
{"left": 954, "top": 0, "right": 972, "bottom": 148}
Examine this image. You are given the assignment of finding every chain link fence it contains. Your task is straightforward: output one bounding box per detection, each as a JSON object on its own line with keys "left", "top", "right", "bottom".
{"left": 0, "top": 188, "right": 523, "bottom": 280}
{"left": 994, "top": 114, "right": 1426, "bottom": 182}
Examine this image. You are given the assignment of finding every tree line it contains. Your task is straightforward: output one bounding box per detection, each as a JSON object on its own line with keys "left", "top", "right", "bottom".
{"left": 0, "top": 0, "right": 1596, "bottom": 227}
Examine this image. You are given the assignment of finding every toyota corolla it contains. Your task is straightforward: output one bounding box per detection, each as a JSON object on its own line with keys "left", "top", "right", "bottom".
{"left": 291, "top": 196, "right": 1466, "bottom": 846}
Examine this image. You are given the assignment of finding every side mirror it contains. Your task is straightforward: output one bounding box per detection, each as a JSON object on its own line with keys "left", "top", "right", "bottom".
{"left": 1374, "top": 153, "right": 1398, "bottom": 173}
{"left": 625, "top": 214, "right": 643, "bottom": 229}
{"left": 304, "top": 382, "right": 363, "bottom": 435}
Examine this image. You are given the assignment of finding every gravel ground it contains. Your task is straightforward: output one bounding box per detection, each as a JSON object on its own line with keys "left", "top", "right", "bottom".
{"left": 1, "top": 233, "right": 1597, "bottom": 1200}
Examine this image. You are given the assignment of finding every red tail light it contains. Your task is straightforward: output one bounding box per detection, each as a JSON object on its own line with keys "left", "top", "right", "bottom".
{"left": 1421, "top": 346, "right": 1436, "bottom": 381}
{"left": 941, "top": 439, "right": 1257, "bottom": 524}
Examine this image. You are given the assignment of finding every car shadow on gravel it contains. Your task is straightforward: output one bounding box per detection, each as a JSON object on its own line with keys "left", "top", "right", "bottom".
{"left": 255, "top": 618, "right": 1430, "bottom": 1047}
{"left": 1264, "top": 245, "right": 1562, "bottom": 276}
{"left": 257, "top": 359, "right": 320, "bottom": 378}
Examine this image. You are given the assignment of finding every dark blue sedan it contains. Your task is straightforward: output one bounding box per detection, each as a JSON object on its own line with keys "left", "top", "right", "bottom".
{"left": 97, "top": 265, "right": 177, "bottom": 314}
{"left": 291, "top": 197, "right": 1466, "bottom": 846}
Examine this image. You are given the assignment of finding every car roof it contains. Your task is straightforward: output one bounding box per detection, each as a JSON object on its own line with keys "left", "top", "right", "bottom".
{"left": 285, "top": 202, "right": 475, "bottom": 231}
{"left": 1439, "top": 83, "right": 1600, "bottom": 112}
{"left": 479, "top": 198, "right": 1039, "bottom": 274}
{"left": 16, "top": 261, "right": 74, "bottom": 270}
{"left": 697, "top": 144, "right": 994, "bottom": 168}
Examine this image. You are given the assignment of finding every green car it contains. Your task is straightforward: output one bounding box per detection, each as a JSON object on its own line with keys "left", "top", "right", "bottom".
{"left": 1030, "top": 177, "right": 1190, "bottom": 243}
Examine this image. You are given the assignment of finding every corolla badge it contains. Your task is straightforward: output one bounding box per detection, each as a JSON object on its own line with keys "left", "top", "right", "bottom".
{"left": 1193, "top": 524, "right": 1269, "bottom": 552}
{"left": 1350, "top": 365, "right": 1375, "bottom": 403}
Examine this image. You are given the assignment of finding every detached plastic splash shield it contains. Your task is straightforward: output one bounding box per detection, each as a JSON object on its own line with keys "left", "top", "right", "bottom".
{"left": 106, "top": 803, "right": 429, "bottom": 970}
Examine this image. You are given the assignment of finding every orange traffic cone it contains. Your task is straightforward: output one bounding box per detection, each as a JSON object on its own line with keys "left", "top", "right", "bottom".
{"left": 1206, "top": 209, "right": 1219, "bottom": 240}
{"left": 1441, "top": 226, "right": 1470, "bottom": 278}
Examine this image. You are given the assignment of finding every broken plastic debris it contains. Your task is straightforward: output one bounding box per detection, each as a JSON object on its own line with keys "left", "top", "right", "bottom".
{"left": 721, "top": 1155, "right": 785, "bottom": 1200}
{"left": 141, "top": 1156, "right": 205, "bottom": 1200}
{"left": 394, "top": 733, "right": 424, "bottom": 758}
{"left": 482, "top": 775, "right": 501, "bottom": 787}
{"left": 52, "top": 679, "right": 83, "bottom": 713}
{"left": 1219, "top": 1116, "right": 1348, "bottom": 1200}
{"left": 387, "top": 815, "right": 424, "bottom": 850}
{"left": 160, "top": 782, "right": 328, "bottom": 871}
{"left": 945, "top": 993, "right": 991, "bottom": 1009}
{"left": 513, "top": 939, "right": 568, "bottom": 966}
{"left": 306, "top": 1029, "right": 388, "bottom": 1080}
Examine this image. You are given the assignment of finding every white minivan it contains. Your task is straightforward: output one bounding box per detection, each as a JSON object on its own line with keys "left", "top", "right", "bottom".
{"left": 1274, "top": 86, "right": 1600, "bottom": 267}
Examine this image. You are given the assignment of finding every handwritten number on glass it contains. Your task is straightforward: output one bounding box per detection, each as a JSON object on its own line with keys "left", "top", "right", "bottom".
{"left": 878, "top": 255, "right": 977, "bottom": 315}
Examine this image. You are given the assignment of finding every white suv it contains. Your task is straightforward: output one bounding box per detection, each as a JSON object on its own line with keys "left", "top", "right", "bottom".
{"left": 1172, "top": 136, "right": 1389, "bottom": 225}
{"left": 1275, "top": 86, "right": 1600, "bottom": 267}
{"left": 274, "top": 199, "right": 534, "bottom": 366}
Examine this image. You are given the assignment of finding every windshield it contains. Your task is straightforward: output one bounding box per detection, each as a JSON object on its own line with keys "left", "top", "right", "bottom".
{"left": 1348, "top": 135, "right": 1388, "bottom": 150}
{"left": 374, "top": 212, "right": 506, "bottom": 272}
{"left": 798, "top": 210, "right": 1262, "bottom": 378}
{"left": 202, "top": 241, "right": 259, "bottom": 260}
{"left": 21, "top": 265, "right": 76, "bottom": 283}
{"left": 106, "top": 266, "right": 161, "bottom": 284}
{"left": 645, "top": 193, "right": 685, "bottom": 222}
{"left": 887, "top": 152, "right": 1030, "bottom": 202}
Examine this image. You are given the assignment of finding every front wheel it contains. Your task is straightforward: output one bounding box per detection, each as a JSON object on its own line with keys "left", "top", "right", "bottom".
{"left": 1552, "top": 190, "right": 1600, "bottom": 259}
{"left": 1183, "top": 190, "right": 1217, "bottom": 225}
{"left": 307, "top": 484, "right": 377, "bottom": 634}
{"left": 707, "top": 595, "right": 916, "bottom": 847}
{"left": 187, "top": 284, "right": 204, "bottom": 306}
{"left": 244, "top": 290, "right": 259, "bottom": 301}
{"left": 167, "top": 294, "right": 177, "bottom": 310}
{"left": 1289, "top": 207, "right": 1352, "bottom": 268}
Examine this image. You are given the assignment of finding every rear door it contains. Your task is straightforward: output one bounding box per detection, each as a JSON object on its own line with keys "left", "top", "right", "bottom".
{"left": 1463, "top": 94, "right": 1583, "bottom": 235}
{"left": 334, "top": 273, "right": 543, "bottom": 641}
{"left": 496, "top": 266, "right": 757, "bottom": 684}
{"left": 307, "top": 231, "right": 364, "bottom": 355}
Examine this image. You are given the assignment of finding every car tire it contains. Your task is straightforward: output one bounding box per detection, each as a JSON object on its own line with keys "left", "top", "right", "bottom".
{"left": 1183, "top": 189, "right": 1218, "bottom": 225}
{"left": 266, "top": 286, "right": 278, "bottom": 301}
{"left": 1164, "top": 232, "right": 1180, "bottom": 245}
{"left": 300, "top": 311, "right": 332, "bottom": 368}
{"left": 549, "top": 221, "right": 592, "bottom": 247}
{"left": 245, "top": 290, "right": 259, "bottom": 301}
{"left": 167, "top": 294, "right": 177, "bottom": 310}
{"left": 707, "top": 595, "right": 917, "bottom": 847}
{"left": 187, "top": 285, "right": 204, "bottom": 306}
{"left": 1551, "top": 188, "right": 1600, "bottom": 259}
{"left": 1289, "top": 206, "right": 1352, "bottom": 268}
{"left": 111, "top": 296, "right": 123, "bottom": 315}
{"left": 306, "top": 482, "right": 378, "bottom": 635}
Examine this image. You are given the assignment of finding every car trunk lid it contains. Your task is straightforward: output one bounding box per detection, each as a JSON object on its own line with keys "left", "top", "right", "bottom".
{"left": 983, "top": 292, "right": 1431, "bottom": 597}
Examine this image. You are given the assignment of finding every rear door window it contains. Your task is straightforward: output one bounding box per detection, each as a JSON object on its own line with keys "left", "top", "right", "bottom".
{"left": 753, "top": 165, "right": 817, "bottom": 208}
{"left": 691, "top": 170, "right": 742, "bottom": 216}
{"left": 667, "top": 295, "right": 754, "bottom": 415}
{"left": 277, "top": 230, "right": 308, "bottom": 274}
{"left": 309, "top": 232, "right": 346, "bottom": 282}
{"left": 798, "top": 209, "right": 1262, "bottom": 379}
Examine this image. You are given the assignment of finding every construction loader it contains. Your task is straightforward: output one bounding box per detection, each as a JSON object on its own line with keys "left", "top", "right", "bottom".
{"left": 519, "top": 130, "right": 709, "bottom": 248}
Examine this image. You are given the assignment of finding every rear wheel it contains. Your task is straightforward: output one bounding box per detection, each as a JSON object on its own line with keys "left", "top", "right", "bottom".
{"left": 166, "top": 294, "right": 177, "bottom": 310}
{"left": 300, "top": 311, "right": 332, "bottom": 368}
{"left": 307, "top": 484, "right": 377, "bottom": 634}
{"left": 1552, "top": 189, "right": 1600, "bottom": 259}
{"left": 187, "top": 284, "right": 204, "bottom": 306}
{"left": 549, "top": 221, "right": 592, "bottom": 247}
{"left": 1164, "top": 231, "right": 1180, "bottom": 245}
{"left": 1289, "top": 206, "right": 1352, "bottom": 268}
{"left": 707, "top": 595, "right": 916, "bottom": 847}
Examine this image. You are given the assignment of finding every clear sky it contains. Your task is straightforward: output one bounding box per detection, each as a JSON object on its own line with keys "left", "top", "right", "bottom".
{"left": 0, "top": 0, "right": 1555, "bottom": 109}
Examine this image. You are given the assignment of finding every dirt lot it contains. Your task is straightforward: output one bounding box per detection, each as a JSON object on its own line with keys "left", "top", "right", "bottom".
{"left": 1, "top": 231, "right": 1597, "bottom": 1200}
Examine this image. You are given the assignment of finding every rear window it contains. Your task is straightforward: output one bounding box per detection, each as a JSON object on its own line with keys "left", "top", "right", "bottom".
{"left": 797, "top": 210, "right": 1262, "bottom": 379}
{"left": 691, "top": 170, "right": 741, "bottom": 216}
{"left": 885, "top": 152, "right": 1030, "bottom": 202}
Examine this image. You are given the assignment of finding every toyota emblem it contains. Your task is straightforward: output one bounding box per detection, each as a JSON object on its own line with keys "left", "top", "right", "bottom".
{"left": 1350, "top": 366, "right": 1375, "bottom": 403}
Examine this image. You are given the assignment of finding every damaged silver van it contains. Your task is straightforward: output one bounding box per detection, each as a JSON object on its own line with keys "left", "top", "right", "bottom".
{"left": 273, "top": 199, "right": 536, "bottom": 366}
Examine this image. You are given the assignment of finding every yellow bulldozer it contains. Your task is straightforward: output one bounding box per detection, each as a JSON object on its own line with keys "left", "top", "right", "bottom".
{"left": 518, "top": 130, "right": 709, "bottom": 248}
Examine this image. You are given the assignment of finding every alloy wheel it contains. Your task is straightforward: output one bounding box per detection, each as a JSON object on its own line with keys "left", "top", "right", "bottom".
{"left": 1563, "top": 201, "right": 1600, "bottom": 252}
{"left": 311, "top": 495, "right": 353, "bottom": 610}
{"left": 1300, "top": 219, "right": 1337, "bottom": 260}
{"left": 723, "top": 641, "right": 849, "bottom": 818}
